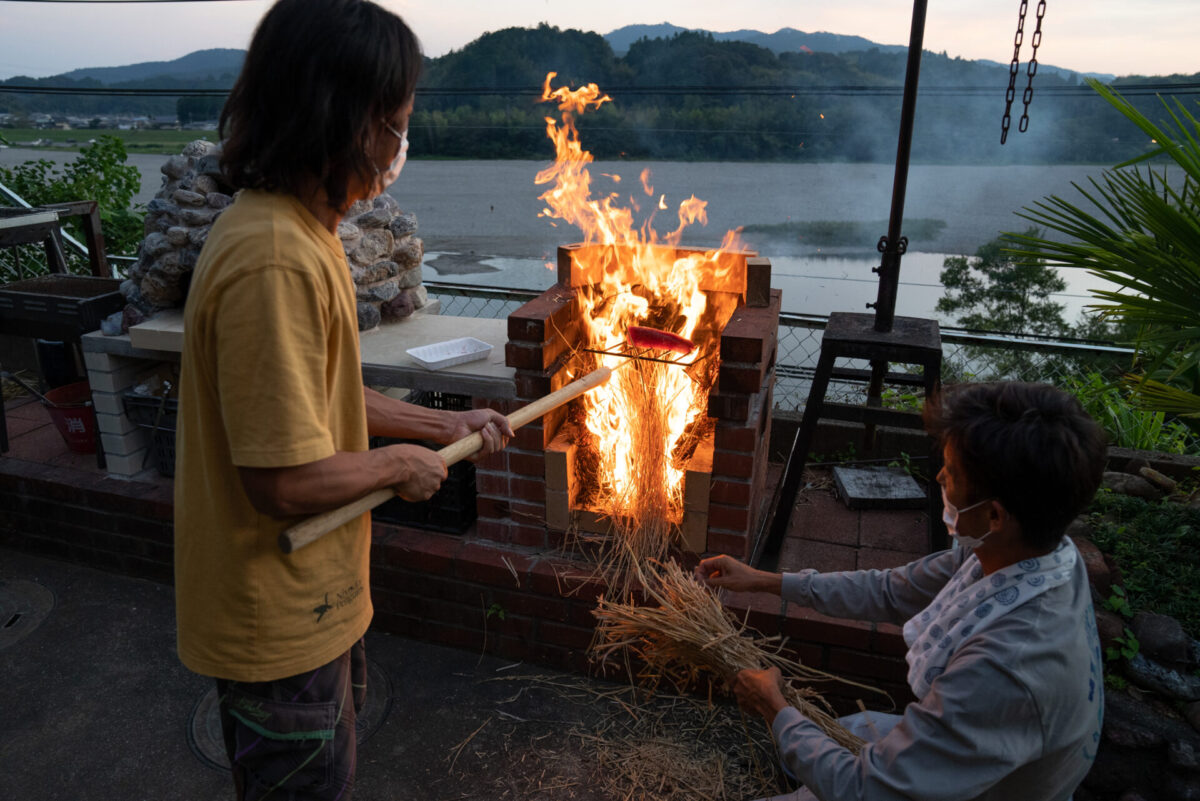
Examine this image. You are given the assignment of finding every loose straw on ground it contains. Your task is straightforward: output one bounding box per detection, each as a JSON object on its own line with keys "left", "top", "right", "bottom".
{"left": 592, "top": 559, "right": 873, "bottom": 753}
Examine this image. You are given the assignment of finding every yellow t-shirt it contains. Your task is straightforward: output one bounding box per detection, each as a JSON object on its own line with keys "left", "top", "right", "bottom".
{"left": 174, "top": 189, "right": 371, "bottom": 682}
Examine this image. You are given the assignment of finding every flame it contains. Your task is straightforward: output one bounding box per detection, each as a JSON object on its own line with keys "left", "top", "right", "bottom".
{"left": 640, "top": 168, "right": 654, "bottom": 196}
{"left": 535, "top": 73, "right": 744, "bottom": 530}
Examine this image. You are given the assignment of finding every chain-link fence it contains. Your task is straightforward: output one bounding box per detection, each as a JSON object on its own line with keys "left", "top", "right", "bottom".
{"left": 774, "top": 313, "right": 1136, "bottom": 412}
{"left": 426, "top": 282, "right": 1136, "bottom": 412}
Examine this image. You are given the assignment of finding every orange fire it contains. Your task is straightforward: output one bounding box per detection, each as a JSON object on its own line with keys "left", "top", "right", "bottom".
{"left": 535, "top": 72, "right": 744, "bottom": 528}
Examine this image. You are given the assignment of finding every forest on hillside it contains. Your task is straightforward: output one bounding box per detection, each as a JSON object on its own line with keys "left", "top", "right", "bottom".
{"left": 2, "top": 25, "right": 1196, "bottom": 164}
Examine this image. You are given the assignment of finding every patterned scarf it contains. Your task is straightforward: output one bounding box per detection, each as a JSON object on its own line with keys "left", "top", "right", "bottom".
{"left": 903, "top": 537, "right": 1078, "bottom": 700}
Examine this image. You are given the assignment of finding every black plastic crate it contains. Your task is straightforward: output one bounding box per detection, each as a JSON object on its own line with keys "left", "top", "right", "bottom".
{"left": 370, "top": 390, "right": 476, "bottom": 533}
{"left": 122, "top": 391, "right": 178, "bottom": 477}
{"left": 0, "top": 275, "right": 123, "bottom": 337}
{"left": 122, "top": 391, "right": 179, "bottom": 430}
{"left": 372, "top": 460, "right": 476, "bottom": 533}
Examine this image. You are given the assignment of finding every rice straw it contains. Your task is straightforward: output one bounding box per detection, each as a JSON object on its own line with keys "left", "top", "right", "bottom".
{"left": 591, "top": 559, "right": 871, "bottom": 753}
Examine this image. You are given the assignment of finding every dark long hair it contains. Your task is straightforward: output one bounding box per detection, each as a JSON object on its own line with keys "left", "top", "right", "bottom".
{"left": 219, "top": 0, "right": 421, "bottom": 211}
{"left": 924, "top": 382, "right": 1107, "bottom": 549}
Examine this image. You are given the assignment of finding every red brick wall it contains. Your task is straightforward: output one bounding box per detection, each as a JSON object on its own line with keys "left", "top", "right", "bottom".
{"left": 0, "top": 455, "right": 912, "bottom": 712}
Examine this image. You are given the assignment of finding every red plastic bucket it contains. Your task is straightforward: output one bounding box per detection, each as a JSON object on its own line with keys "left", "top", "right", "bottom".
{"left": 42, "top": 381, "right": 97, "bottom": 454}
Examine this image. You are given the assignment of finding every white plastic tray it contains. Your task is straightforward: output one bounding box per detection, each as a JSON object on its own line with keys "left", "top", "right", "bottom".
{"left": 406, "top": 337, "right": 493, "bottom": 370}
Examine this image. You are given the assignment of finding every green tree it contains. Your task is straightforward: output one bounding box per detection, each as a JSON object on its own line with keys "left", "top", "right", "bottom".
{"left": 0, "top": 135, "right": 143, "bottom": 277}
{"left": 937, "top": 232, "right": 1068, "bottom": 336}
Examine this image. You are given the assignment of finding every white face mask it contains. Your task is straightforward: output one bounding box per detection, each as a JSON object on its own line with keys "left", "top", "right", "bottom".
{"left": 941, "top": 486, "right": 994, "bottom": 548}
{"left": 373, "top": 122, "right": 408, "bottom": 196}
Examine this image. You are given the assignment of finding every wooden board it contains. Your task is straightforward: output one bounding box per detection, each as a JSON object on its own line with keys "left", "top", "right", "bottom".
{"left": 128, "top": 308, "right": 185, "bottom": 353}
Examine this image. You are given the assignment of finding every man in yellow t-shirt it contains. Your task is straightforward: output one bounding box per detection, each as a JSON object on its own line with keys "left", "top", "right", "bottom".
{"left": 173, "top": 1, "right": 511, "bottom": 798}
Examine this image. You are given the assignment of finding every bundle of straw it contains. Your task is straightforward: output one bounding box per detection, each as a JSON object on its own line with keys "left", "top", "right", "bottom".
{"left": 591, "top": 559, "right": 869, "bottom": 754}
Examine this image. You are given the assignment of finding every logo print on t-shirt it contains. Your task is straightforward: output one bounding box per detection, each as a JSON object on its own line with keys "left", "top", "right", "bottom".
{"left": 313, "top": 593, "right": 333, "bottom": 623}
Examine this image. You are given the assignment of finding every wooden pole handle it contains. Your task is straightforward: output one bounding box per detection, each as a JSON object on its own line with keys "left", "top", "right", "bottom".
{"left": 278, "top": 364, "right": 618, "bottom": 554}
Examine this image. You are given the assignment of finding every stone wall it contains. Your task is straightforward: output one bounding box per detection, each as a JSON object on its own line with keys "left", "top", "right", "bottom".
{"left": 120, "top": 140, "right": 430, "bottom": 331}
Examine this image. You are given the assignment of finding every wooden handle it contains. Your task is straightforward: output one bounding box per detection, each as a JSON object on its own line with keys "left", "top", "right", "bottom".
{"left": 278, "top": 364, "right": 619, "bottom": 554}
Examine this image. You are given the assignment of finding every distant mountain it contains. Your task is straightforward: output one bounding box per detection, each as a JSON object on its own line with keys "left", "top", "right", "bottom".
{"left": 604, "top": 24, "right": 1110, "bottom": 83}
{"left": 604, "top": 23, "right": 906, "bottom": 57}
{"left": 976, "top": 58, "right": 1114, "bottom": 84}
{"left": 57, "top": 48, "right": 244, "bottom": 85}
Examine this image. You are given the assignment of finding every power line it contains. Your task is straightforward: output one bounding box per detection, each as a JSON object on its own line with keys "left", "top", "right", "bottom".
{"left": 2, "top": 82, "right": 1199, "bottom": 98}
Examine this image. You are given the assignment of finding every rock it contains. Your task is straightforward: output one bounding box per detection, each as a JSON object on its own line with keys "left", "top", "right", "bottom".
{"left": 181, "top": 139, "right": 216, "bottom": 158}
{"left": 190, "top": 174, "right": 218, "bottom": 196}
{"left": 350, "top": 260, "right": 400, "bottom": 285}
{"left": 1105, "top": 554, "right": 1126, "bottom": 590}
{"left": 206, "top": 192, "right": 233, "bottom": 210}
{"left": 380, "top": 289, "right": 415, "bottom": 320}
{"left": 1104, "top": 472, "right": 1163, "bottom": 501}
{"left": 149, "top": 251, "right": 185, "bottom": 277}
{"left": 165, "top": 226, "right": 189, "bottom": 247}
{"left": 350, "top": 229, "right": 393, "bottom": 267}
{"left": 352, "top": 208, "right": 393, "bottom": 229}
{"left": 1118, "top": 791, "right": 1153, "bottom": 801}
{"left": 356, "top": 280, "right": 400, "bottom": 304}
{"left": 388, "top": 212, "right": 418, "bottom": 239}
{"left": 122, "top": 304, "right": 147, "bottom": 330}
{"left": 411, "top": 284, "right": 428, "bottom": 308}
{"left": 1066, "top": 516, "right": 1093, "bottom": 540}
{"left": 337, "top": 222, "right": 362, "bottom": 242}
{"left": 145, "top": 197, "right": 178, "bottom": 217}
{"left": 392, "top": 235, "right": 424, "bottom": 269}
{"left": 172, "top": 189, "right": 206, "bottom": 208}
{"left": 161, "top": 155, "right": 190, "bottom": 179}
{"left": 373, "top": 193, "right": 399, "bottom": 212}
{"left": 346, "top": 199, "right": 372, "bottom": 218}
{"left": 1097, "top": 607, "right": 1128, "bottom": 653}
{"left": 1074, "top": 535, "right": 1112, "bottom": 597}
{"left": 1171, "top": 739, "right": 1200, "bottom": 771}
{"left": 1142, "top": 466, "right": 1179, "bottom": 493}
{"left": 1166, "top": 771, "right": 1200, "bottom": 800}
{"left": 356, "top": 301, "right": 381, "bottom": 331}
{"left": 141, "top": 232, "right": 172, "bottom": 259}
{"left": 141, "top": 271, "right": 184, "bottom": 306}
{"left": 1126, "top": 653, "right": 1200, "bottom": 701}
{"left": 1185, "top": 700, "right": 1200, "bottom": 734}
{"left": 1134, "top": 613, "right": 1191, "bottom": 665}
{"left": 187, "top": 225, "right": 211, "bottom": 248}
{"left": 396, "top": 264, "right": 422, "bottom": 289}
{"left": 195, "top": 154, "right": 224, "bottom": 181}
{"left": 180, "top": 207, "right": 218, "bottom": 227}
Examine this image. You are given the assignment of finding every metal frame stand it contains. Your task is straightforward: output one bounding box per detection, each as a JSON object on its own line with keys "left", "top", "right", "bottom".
{"left": 758, "top": 0, "right": 945, "bottom": 564}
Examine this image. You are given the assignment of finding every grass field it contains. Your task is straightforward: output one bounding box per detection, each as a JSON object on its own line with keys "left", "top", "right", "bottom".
{"left": 0, "top": 128, "right": 210, "bottom": 155}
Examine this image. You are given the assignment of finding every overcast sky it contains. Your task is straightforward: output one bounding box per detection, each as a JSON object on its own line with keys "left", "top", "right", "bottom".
{"left": 0, "top": 0, "right": 1195, "bottom": 81}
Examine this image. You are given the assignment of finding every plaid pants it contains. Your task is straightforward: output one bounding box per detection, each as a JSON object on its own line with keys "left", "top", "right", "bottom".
{"left": 216, "top": 639, "right": 366, "bottom": 801}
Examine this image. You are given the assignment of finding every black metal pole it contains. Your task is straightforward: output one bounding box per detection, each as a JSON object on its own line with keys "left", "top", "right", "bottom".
{"left": 871, "top": 0, "right": 928, "bottom": 333}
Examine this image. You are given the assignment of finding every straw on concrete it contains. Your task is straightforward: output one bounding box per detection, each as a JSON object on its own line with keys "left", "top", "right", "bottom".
{"left": 591, "top": 559, "right": 869, "bottom": 753}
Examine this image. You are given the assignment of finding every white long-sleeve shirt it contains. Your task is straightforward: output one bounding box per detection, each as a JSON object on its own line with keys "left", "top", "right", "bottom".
{"left": 775, "top": 547, "right": 1103, "bottom": 801}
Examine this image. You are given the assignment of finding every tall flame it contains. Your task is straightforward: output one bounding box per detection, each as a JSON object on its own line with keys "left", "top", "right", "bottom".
{"left": 535, "top": 73, "right": 743, "bottom": 541}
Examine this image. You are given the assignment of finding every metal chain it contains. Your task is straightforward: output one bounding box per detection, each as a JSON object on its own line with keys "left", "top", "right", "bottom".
{"left": 1000, "top": 0, "right": 1028, "bottom": 144}
{"left": 1019, "top": 0, "right": 1046, "bottom": 133}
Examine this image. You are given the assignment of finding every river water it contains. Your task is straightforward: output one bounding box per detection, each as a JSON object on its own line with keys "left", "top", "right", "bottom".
{"left": 0, "top": 147, "right": 1135, "bottom": 323}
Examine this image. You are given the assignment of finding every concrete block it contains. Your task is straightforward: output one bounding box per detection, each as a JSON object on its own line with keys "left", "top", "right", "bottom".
{"left": 100, "top": 428, "right": 151, "bottom": 458}
{"left": 94, "top": 410, "right": 138, "bottom": 437}
{"left": 91, "top": 390, "right": 123, "bottom": 417}
{"left": 105, "top": 449, "right": 151, "bottom": 477}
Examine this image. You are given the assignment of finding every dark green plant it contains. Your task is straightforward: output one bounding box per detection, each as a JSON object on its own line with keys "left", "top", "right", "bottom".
{"left": 1103, "top": 585, "right": 1134, "bottom": 618}
{"left": 1088, "top": 490, "right": 1200, "bottom": 636}
{"left": 1008, "top": 80, "right": 1200, "bottom": 426}
{"left": 0, "top": 135, "right": 143, "bottom": 278}
{"left": 1106, "top": 627, "right": 1140, "bottom": 663}
{"left": 1065, "top": 371, "right": 1195, "bottom": 454}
